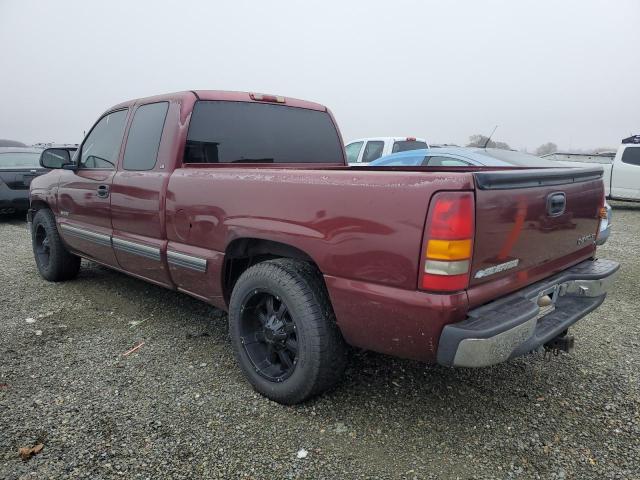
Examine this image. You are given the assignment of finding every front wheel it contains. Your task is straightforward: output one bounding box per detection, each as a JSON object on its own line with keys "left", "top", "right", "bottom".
{"left": 228, "top": 259, "right": 348, "bottom": 404}
{"left": 31, "top": 209, "right": 81, "bottom": 282}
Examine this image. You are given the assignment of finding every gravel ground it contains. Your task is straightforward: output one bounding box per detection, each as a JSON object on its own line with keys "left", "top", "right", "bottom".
{"left": 0, "top": 204, "right": 638, "bottom": 480}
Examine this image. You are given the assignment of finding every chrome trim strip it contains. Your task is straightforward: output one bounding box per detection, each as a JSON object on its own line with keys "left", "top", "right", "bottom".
{"left": 112, "top": 237, "right": 161, "bottom": 261}
{"left": 167, "top": 250, "right": 207, "bottom": 273}
{"left": 60, "top": 223, "right": 111, "bottom": 247}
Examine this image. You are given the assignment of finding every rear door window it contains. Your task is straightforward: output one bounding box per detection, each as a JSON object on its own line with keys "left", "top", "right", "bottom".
{"left": 123, "top": 102, "right": 169, "bottom": 171}
{"left": 621, "top": 147, "right": 640, "bottom": 166}
{"left": 345, "top": 142, "right": 363, "bottom": 163}
{"left": 184, "top": 101, "right": 344, "bottom": 164}
{"left": 361, "top": 141, "right": 385, "bottom": 163}
{"left": 392, "top": 140, "right": 428, "bottom": 153}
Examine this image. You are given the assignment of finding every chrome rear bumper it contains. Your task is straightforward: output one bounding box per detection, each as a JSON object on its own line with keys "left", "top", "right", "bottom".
{"left": 437, "top": 258, "right": 619, "bottom": 368}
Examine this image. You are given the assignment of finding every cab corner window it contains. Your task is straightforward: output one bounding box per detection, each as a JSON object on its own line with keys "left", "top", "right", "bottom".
{"left": 123, "top": 102, "right": 169, "bottom": 171}
{"left": 361, "top": 141, "right": 384, "bottom": 163}
{"left": 79, "top": 109, "right": 128, "bottom": 170}
{"left": 345, "top": 142, "right": 363, "bottom": 163}
{"left": 621, "top": 147, "right": 640, "bottom": 166}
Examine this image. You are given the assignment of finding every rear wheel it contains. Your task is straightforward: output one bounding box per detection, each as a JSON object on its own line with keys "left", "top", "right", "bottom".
{"left": 229, "top": 259, "right": 348, "bottom": 404}
{"left": 31, "top": 209, "right": 81, "bottom": 281}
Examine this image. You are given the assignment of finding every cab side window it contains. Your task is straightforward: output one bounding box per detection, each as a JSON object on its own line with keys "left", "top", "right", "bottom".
{"left": 345, "top": 142, "right": 364, "bottom": 163}
{"left": 80, "top": 109, "right": 128, "bottom": 170}
{"left": 123, "top": 102, "right": 169, "bottom": 171}
{"left": 361, "top": 141, "right": 385, "bottom": 163}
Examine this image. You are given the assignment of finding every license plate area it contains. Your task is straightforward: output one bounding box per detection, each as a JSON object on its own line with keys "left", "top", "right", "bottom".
{"left": 534, "top": 284, "right": 560, "bottom": 320}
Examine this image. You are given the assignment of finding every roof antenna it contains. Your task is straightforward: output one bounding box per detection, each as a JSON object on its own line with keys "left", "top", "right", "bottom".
{"left": 483, "top": 125, "right": 498, "bottom": 149}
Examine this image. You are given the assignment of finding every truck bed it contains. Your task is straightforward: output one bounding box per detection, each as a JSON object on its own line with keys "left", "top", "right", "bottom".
{"left": 159, "top": 164, "right": 604, "bottom": 360}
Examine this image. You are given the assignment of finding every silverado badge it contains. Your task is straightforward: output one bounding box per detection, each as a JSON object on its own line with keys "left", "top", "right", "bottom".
{"left": 576, "top": 233, "right": 596, "bottom": 246}
{"left": 474, "top": 259, "right": 520, "bottom": 279}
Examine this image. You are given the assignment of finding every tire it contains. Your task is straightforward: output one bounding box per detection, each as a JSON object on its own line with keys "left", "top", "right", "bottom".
{"left": 31, "top": 209, "right": 81, "bottom": 282}
{"left": 229, "top": 258, "right": 348, "bottom": 404}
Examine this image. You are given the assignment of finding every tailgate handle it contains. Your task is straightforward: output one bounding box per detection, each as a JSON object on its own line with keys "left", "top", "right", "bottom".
{"left": 547, "top": 192, "right": 566, "bottom": 217}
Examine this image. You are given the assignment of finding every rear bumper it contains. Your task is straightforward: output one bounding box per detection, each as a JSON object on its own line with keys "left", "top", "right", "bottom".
{"left": 437, "top": 258, "right": 619, "bottom": 367}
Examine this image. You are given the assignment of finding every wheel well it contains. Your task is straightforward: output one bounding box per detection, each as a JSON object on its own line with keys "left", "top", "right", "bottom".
{"left": 30, "top": 200, "right": 49, "bottom": 212}
{"left": 222, "top": 238, "right": 318, "bottom": 303}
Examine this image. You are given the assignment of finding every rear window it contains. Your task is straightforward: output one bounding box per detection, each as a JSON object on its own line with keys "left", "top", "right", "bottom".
{"left": 184, "top": 101, "right": 344, "bottom": 164}
{"left": 425, "top": 156, "right": 470, "bottom": 167}
{"left": 621, "top": 147, "right": 640, "bottom": 166}
{"left": 0, "top": 152, "right": 41, "bottom": 168}
{"left": 392, "top": 140, "right": 428, "bottom": 153}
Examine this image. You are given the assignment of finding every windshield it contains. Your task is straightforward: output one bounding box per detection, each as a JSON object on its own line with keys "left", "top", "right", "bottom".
{"left": 0, "top": 152, "right": 41, "bottom": 169}
{"left": 392, "top": 140, "right": 428, "bottom": 153}
{"left": 185, "top": 101, "right": 344, "bottom": 164}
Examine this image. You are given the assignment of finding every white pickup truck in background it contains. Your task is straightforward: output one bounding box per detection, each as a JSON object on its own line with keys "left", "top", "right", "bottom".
{"left": 345, "top": 136, "right": 428, "bottom": 164}
{"left": 546, "top": 135, "right": 640, "bottom": 201}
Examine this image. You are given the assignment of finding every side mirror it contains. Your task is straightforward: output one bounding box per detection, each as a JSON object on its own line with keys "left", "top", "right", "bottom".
{"left": 40, "top": 148, "right": 75, "bottom": 169}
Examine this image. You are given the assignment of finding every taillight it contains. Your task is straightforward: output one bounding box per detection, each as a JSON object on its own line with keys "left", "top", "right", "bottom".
{"left": 596, "top": 191, "right": 607, "bottom": 241}
{"left": 420, "top": 192, "right": 475, "bottom": 292}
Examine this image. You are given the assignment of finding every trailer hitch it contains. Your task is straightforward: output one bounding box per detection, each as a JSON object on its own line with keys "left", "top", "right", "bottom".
{"left": 543, "top": 332, "right": 575, "bottom": 359}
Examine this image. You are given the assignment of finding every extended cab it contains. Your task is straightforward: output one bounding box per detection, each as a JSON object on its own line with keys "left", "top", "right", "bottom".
{"left": 29, "top": 91, "right": 618, "bottom": 404}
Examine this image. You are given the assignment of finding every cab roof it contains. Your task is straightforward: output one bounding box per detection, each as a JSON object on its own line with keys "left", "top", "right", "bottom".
{"left": 108, "top": 90, "right": 327, "bottom": 113}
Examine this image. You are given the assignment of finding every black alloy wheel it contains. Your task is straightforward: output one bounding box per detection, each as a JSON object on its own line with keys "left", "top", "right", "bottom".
{"left": 34, "top": 224, "right": 51, "bottom": 268}
{"left": 238, "top": 290, "right": 298, "bottom": 382}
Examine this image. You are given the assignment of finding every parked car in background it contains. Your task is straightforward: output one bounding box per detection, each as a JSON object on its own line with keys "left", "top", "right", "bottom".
{"left": 544, "top": 135, "right": 640, "bottom": 202}
{"left": 345, "top": 136, "right": 428, "bottom": 164}
{"left": 29, "top": 91, "right": 618, "bottom": 404}
{"left": 0, "top": 146, "right": 78, "bottom": 215}
{"left": 370, "top": 147, "right": 613, "bottom": 245}
{"left": 0, "top": 147, "right": 46, "bottom": 214}
{"left": 369, "top": 146, "right": 558, "bottom": 167}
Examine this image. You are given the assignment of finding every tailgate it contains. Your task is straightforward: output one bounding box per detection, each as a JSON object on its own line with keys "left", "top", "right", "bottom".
{"left": 470, "top": 167, "right": 604, "bottom": 287}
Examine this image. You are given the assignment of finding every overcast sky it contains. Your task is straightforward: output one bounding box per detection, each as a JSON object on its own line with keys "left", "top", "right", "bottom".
{"left": 1, "top": 0, "right": 638, "bottom": 151}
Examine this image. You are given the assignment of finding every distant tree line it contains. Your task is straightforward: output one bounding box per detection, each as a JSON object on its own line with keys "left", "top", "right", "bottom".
{"left": 534, "top": 142, "right": 557, "bottom": 156}
{"left": 464, "top": 137, "right": 612, "bottom": 157}
{"left": 0, "top": 139, "right": 27, "bottom": 147}
{"left": 466, "top": 134, "right": 511, "bottom": 150}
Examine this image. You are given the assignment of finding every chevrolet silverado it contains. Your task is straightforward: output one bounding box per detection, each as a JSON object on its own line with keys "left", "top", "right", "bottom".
{"left": 29, "top": 90, "right": 619, "bottom": 404}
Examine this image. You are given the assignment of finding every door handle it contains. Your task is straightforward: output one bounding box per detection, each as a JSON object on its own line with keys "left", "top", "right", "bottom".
{"left": 97, "top": 184, "right": 110, "bottom": 198}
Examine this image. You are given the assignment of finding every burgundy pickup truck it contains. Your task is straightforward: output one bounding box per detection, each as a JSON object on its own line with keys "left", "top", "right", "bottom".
{"left": 29, "top": 90, "right": 618, "bottom": 404}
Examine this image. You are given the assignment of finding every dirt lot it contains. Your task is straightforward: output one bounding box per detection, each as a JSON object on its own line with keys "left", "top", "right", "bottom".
{"left": 0, "top": 205, "right": 638, "bottom": 479}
